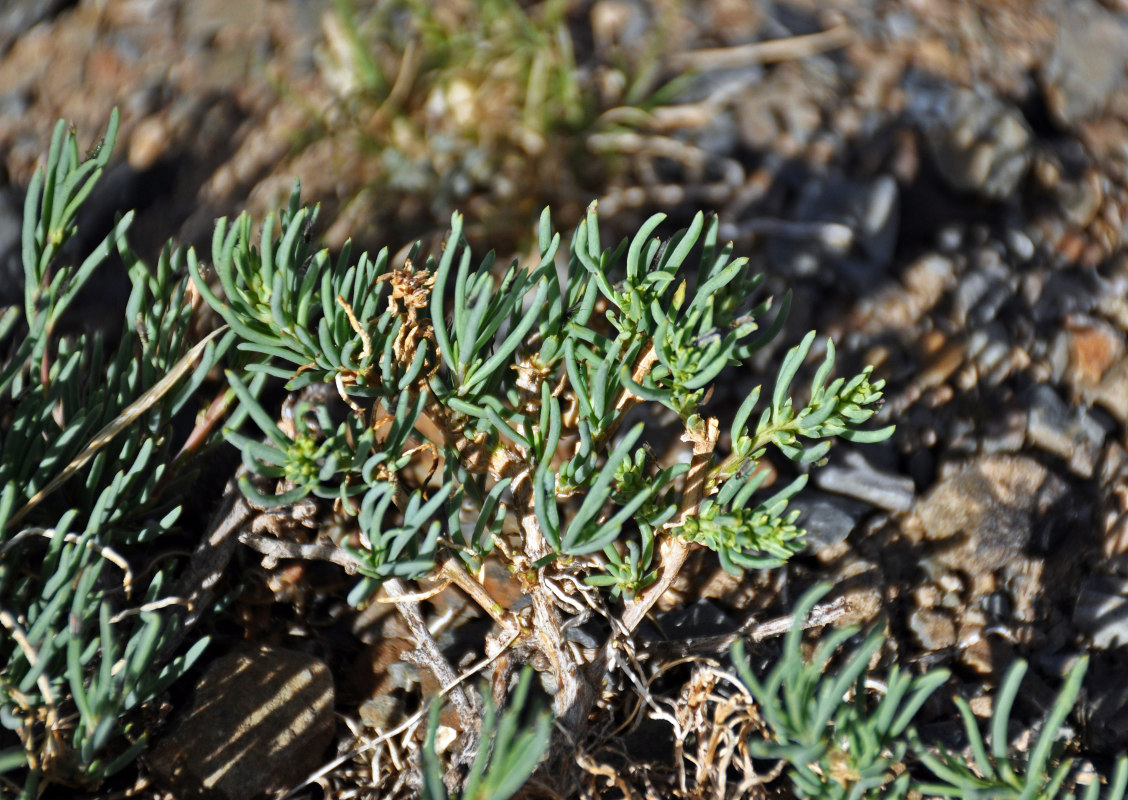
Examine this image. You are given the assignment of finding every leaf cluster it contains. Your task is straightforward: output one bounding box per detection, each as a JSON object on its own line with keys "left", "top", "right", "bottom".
{"left": 911, "top": 657, "right": 1126, "bottom": 800}
{"left": 196, "top": 188, "right": 892, "bottom": 606}
{"left": 736, "top": 584, "right": 1128, "bottom": 800}
{"left": 0, "top": 108, "right": 896, "bottom": 797}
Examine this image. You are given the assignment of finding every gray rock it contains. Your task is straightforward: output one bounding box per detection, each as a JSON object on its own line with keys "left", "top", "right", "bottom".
{"left": 814, "top": 449, "right": 915, "bottom": 513}
{"left": 1031, "top": 270, "right": 1103, "bottom": 323}
{"left": 1042, "top": 3, "right": 1128, "bottom": 125}
{"left": 146, "top": 645, "right": 335, "bottom": 800}
{"left": 966, "top": 277, "right": 1015, "bottom": 329}
{"left": 1076, "top": 652, "right": 1128, "bottom": 754}
{"left": 791, "top": 492, "right": 869, "bottom": 551}
{"left": 909, "top": 81, "right": 1032, "bottom": 199}
{"left": 656, "top": 599, "right": 735, "bottom": 639}
{"left": 0, "top": 0, "right": 70, "bottom": 56}
{"left": 1026, "top": 384, "right": 1110, "bottom": 477}
{"left": 952, "top": 270, "right": 994, "bottom": 328}
{"left": 979, "top": 407, "right": 1027, "bottom": 455}
{"left": 766, "top": 173, "right": 900, "bottom": 290}
{"left": 1006, "top": 230, "right": 1035, "bottom": 262}
{"left": 0, "top": 186, "right": 22, "bottom": 309}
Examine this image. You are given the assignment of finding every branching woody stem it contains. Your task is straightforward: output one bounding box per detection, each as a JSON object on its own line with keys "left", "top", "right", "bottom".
{"left": 438, "top": 556, "right": 512, "bottom": 628}
{"left": 619, "top": 415, "right": 719, "bottom": 635}
{"left": 508, "top": 465, "right": 596, "bottom": 727}
{"left": 382, "top": 577, "right": 480, "bottom": 729}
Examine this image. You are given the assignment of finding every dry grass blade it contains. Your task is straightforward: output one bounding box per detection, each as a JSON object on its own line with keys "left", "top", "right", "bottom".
{"left": 672, "top": 24, "right": 853, "bottom": 71}
{"left": 6, "top": 326, "right": 228, "bottom": 531}
{"left": 0, "top": 527, "right": 132, "bottom": 592}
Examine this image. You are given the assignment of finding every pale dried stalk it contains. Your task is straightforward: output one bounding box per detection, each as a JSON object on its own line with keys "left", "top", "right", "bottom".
{"left": 0, "top": 528, "right": 133, "bottom": 591}
{"left": 239, "top": 529, "right": 364, "bottom": 572}
{"left": 672, "top": 24, "right": 852, "bottom": 71}
{"left": 639, "top": 595, "right": 852, "bottom": 659}
{"left": 509, "top": 468, "right": 596, "bottom": 729}
{"left": 280, "top": 626, "right": 521, "bottom": 800}
{"left": 615, "top": 344, "right": 659, "bottom": 415}
{"left": 0, "top": 609, "right": 60, "bottom": 766}
{"left": 618, "top": 415, "right": 720, "bottom": 635}
{"left": 438, "top": 556, "right": 512, "bottom": 628}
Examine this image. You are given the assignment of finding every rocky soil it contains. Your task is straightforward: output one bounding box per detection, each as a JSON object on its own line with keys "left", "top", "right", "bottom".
{"left": 4, "top": 0, "right": 1128, "bottom": 797}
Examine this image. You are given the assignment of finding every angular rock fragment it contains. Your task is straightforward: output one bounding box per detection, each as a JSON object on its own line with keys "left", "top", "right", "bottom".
{"left": 908, "top": 453, "right": 1089, "bottom": 630}
{"left": 1041, "top": 2, "right": 1128, "bottom": 125}
{"left": 1026, "top": 384, "right": 1110, "bottom": 478}
{"left": 814, "top": 448, "right": 915, "bottom": 513}
{"left": 791, "top": 491, "right": 868, "bottom": 551}
{"left": 909, "top": 607, "right": 957, "bottom": 651}
{"left": 765, "top": 172, "right": 900, "bottom": 289}
{"left": 913, "top": 454, "right": 1072, "bottom": 568}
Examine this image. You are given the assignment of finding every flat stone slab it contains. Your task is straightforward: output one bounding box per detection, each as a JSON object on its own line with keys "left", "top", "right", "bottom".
{"left": 146, "top": 644, "right": 335, "bottom": 800}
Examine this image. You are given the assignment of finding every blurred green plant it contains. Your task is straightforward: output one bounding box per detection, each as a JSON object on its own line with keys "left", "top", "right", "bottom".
{"left": 911, "top": 656, "right": 1127, "bottom": 800}
{"left": 736, "top": 584, "right": 1128, "bottom": 800}
{"left": 0, "top": 113, "right": 228, "bottom": 796}
{"left": 309, "top": 0, "right": 684, "bottom": 249}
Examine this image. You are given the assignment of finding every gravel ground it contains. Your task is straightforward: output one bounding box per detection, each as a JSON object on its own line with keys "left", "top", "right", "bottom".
{"left": 4, "top": 0, "right": 1128, "bottom": 797}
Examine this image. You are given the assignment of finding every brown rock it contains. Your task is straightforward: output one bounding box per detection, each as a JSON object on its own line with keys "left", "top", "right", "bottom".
{"left": 1088, "top": 357, "right": 1128, "bottom": 425}
{"left": 349, "top": 637, "right": 459, "bottom": 734}
{"left": 909, "top": 608, "right": 956, "bottom": 651}
{"left": 1041, "top": 2, "right": 1128, "bottom": 125}
{"left": 146, "top": 645, "right": 335, "bottom": 800}
{"left": 968, "top": 694, "right": 994, "bottom": 718}
{"left": 1066, "top": 316, "right": 1124, "bottom": 392}
{"left": 911, "top": 454, "right": 1070, "bottom": 601}
{"left": 913, "top": 454, "right": 1067, "bottom": 559}
{"left": 960, "top": 632, "right": 1013, "bottom": 677}
{"left": 128, "top": 114, "right": 172, "bottom": 171}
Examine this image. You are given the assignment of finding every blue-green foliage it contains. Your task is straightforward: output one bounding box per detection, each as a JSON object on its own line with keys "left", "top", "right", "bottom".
{"left": 736, "top": 584, "right": 1128, "bottom": 800}
{"left": 8, "top": 110, "right": 1114, "bottom": 800}
{"left": 736, "top": 584, "right": 951, "bottom": 799}
{"left": 911, "top": 656, "right": 1127, "bottom": 800}
{"left": 1, "top": 113, "right": 225, "bottom": 795}
{"left": 195, "top": 188, "right": 892, "bottom": 601}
